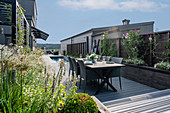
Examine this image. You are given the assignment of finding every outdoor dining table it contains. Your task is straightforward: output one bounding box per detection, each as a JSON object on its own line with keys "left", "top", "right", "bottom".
{"left": 85, "top": 61, "right": 125, "bottom": 95}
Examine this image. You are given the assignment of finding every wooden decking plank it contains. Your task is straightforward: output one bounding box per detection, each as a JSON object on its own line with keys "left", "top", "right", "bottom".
{"left": 76, "top": 77, "right": 158, "bottom": 103}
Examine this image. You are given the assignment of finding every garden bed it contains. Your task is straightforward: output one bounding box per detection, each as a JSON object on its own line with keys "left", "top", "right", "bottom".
{"left": 121, "top": 63, "right": 170, "bottom": 90}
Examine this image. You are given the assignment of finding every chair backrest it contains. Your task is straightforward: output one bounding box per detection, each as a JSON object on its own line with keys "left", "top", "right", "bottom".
{"left": 67, "top": 57, "right": 73, "bottom": 70}
{"left": 77, "top": 60, "right": 86, "bottom": 79}
{"left": 110, "top": 57, "right": 123, "bottom": 77}
{"left": 112, "top": 57, "right": 123, "bottom": 64}
{"left": 71, "top": 58, "right": 78, "bottom": 76}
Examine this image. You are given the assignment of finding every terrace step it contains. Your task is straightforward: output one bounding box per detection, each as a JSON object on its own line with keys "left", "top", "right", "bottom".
{"left": 97, "top": 89, "right": 170, "bottom": 113}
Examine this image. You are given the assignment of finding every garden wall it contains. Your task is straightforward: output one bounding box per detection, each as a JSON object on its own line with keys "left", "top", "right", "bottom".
{"left": 121, "top": 64, "right": 170, "bottom": 90}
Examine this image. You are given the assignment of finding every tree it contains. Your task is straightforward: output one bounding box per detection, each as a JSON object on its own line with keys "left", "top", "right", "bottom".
{"left": 109, "top": 40, "right": 117, "bottom": 57}
{"left": 100, "top": 32, "right": 110, "bottom": 56}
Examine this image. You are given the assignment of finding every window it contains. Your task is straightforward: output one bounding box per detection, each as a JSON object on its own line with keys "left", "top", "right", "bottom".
{"left": 0, "top": 2, "right": 12, "bottom": 25}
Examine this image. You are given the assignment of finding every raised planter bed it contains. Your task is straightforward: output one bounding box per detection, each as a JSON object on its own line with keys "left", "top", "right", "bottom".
{"left": 121, "top": 63, "right": 170, "bottom": 90}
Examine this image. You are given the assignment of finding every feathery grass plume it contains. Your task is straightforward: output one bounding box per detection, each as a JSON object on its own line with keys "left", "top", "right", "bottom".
{"left": 45, "top": 73, "right": 50, "bottom": 92}
{"left": 72, "top": 72, "right": 77, "bottom": 87}
{"left": 51, "top": 73, "right": 56, "bottom": 96}
{"left": 65, "top": 78, "right": 68, "bottom": 90}
{"left": 67, "top": 72, "right": 78, "bottom": 97}
{"left": 57, "top": 59, "right": 66, "bottom": 86}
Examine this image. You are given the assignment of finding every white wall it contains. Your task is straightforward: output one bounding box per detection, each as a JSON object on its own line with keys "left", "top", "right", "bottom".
{"left": 72, "top": 32, "right": 93, "bottom": 53}
{"left": 61, "top": 39, "right": 71, "bottom": 55}
{"left": 61, "top": 31, "right": 93, "bottom": 55}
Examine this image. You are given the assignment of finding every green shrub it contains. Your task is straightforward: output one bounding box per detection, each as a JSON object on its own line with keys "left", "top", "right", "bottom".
{"left": 101, "top": 32, "right": 110, "bottom": 56}
{"left": 155, "top": 61, "right": 170, "bottom": 71}
{"left": 54, "top": 50, "right": 59, "bottom": 55}
{"left": 123, "top": 58, "right": 146, "bottom": 66}
{"left": 122, "top": 30, "right": 142, "bottom": 59}
{"left": 64, "top": 93, "right": 98, "bottom": 113}
{"left": 109, "top": 40, "right": 117, "bottom": 57}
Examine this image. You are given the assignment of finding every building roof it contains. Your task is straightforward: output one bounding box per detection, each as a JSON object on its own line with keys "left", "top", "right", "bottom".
{"left": 31, "top": 26, "right": 49, "bottom": 40}
{"left": 60, "top": 21, "right": 154, "bottom": 42}
{"left": 141, "top": 30, "right": 170, "bottom": 36}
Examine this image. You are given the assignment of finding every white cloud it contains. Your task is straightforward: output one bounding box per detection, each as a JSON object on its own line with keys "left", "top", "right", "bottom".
{"left": 57, "top": 0, "right": 168, "bottom": 12}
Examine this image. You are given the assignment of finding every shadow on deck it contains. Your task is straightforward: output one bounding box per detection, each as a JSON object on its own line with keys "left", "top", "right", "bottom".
{"left": 76, "top": 77, "right": 158, "bottom": 102}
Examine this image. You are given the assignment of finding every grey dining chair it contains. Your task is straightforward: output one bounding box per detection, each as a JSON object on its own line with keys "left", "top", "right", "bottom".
{"left": 112, "top": 57, "right": 123, "bottom": 64}
{"left": 77, "top": 60, "right": 99, "bottom": 93}
{"left": 67, "top": 57, "right": 74, "bottom": 77}
{"left": 110, "top": 57, "right": 123, "bottom": 89}
{"left": 71, "top": 58, "right": 79, "bottom": 77}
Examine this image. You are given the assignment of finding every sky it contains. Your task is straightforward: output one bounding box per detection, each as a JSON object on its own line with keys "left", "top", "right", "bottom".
{"left": 36, "top": 0, "right": 170, "bottom": 44}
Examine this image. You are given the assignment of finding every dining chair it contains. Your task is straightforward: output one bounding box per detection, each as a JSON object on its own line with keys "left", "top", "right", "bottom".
{"left": 110, "top": 57, "right": 123, "bottom": 89}
{"left": 77, "top": 60, "right": 99, "bottom": 93}
{"left": 71, "top": 58, "right": 79, "bottom": 77}
{"left": 112, "top": 57, "right": 123, "bottom": 64}
{"left": 67, "top": 57, "right": 73, "bottom": 77}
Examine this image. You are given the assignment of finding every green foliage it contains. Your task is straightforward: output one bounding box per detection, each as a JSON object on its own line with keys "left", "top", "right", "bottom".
{"left": 123, "top": 58, "right": 146, "bottom": 66}
{"left": 162, "top": 38, "right": 170, "bottom": 61}
{"left": 64, "top": 93, "right": 98, "bottom": 113}
{"left": 17, "top": 7, "right": 25, "bottom": 46}
{"left": 155, "top": 61, "right": 170, "bottom": 71}
{"left": 27, "top": 27, "right": 30, "bottom": 46}
{"left": 149, "top": 33, "right": 159, "bottom": 60}
{"left": 109, "top": 40, "right": 117, "bottom": 57}
{"left": 89, "top": 53, "right": 98, "bottom": 61}
{"left": 54, "top": 50, "right": 59, "bottom": 55}
{"left": 0, "top": 45, "right": 78, "bottom": 112}
{"left": 67, "top": 52, "right": 80, "bottom": 58}
{"left": 100, "top": 32, "right": 110, "bottom": 56}
{"left": 122, "top": 30, "right": 142, "bottom": 59}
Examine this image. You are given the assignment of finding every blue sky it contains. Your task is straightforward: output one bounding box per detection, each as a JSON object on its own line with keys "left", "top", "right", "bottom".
{"left": 36, "top": 0, "right": 170, "bottom": 44}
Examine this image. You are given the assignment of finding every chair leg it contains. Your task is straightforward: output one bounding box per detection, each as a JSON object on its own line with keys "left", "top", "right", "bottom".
{"left": 110, "top": 78, "right": 112, "bottom": 85}
{"left": 84, "top": 80, "right": 86, "bottom": 93}
{"left": 119, "top": 76, "right": 122, "bottom": 89}
{"left": 79, "top": 77, "right": 81, "bottom": 89}
{"left": 97, "top": 79, "right": 99, "bottom": 85}
{"left": 69, "top": 69, "right": 70, "bottom": 77}
{"left": 72, "top": 70, "right": 74, "bottom": 79}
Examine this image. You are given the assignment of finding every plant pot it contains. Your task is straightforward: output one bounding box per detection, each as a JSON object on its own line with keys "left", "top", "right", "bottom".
{"left": 92, "top": 60, "right": 95, "bottom": 63}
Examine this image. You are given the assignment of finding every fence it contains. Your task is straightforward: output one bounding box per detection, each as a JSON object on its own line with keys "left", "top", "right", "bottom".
{"left": 119, "top": 31, "right": 170, "bottom": 66}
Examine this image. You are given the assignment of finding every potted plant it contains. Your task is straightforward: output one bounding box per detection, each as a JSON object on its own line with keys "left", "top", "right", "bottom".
{"left": 89, "top": 53, "right": 98, "bottom": 63}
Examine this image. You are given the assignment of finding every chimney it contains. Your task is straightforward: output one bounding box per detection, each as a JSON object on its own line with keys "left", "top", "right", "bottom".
{"left": 122, "top": 19, "right": 130, "bottom": 25}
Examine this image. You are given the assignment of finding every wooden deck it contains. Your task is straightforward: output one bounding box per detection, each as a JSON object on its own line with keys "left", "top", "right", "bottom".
{"left": 76, "top": 77, "right": 158, "bottom": 102}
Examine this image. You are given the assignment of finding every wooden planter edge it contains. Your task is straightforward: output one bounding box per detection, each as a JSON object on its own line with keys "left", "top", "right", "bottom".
{"left": 91, "top": 96, "right": 111, "bottom": 113}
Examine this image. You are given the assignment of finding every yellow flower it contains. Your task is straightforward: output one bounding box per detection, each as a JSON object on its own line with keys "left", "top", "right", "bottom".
{"left": 59, "top": 100, "right": 64, "bottom": 107}
{"left": 23, "top": 101, "right": 27, "bottom": 104}
{"left": 22, "top": 71, "right": 28, "bottom": 76}
{"left": 20, "top": 55, "right": 25, "bottom": 61}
